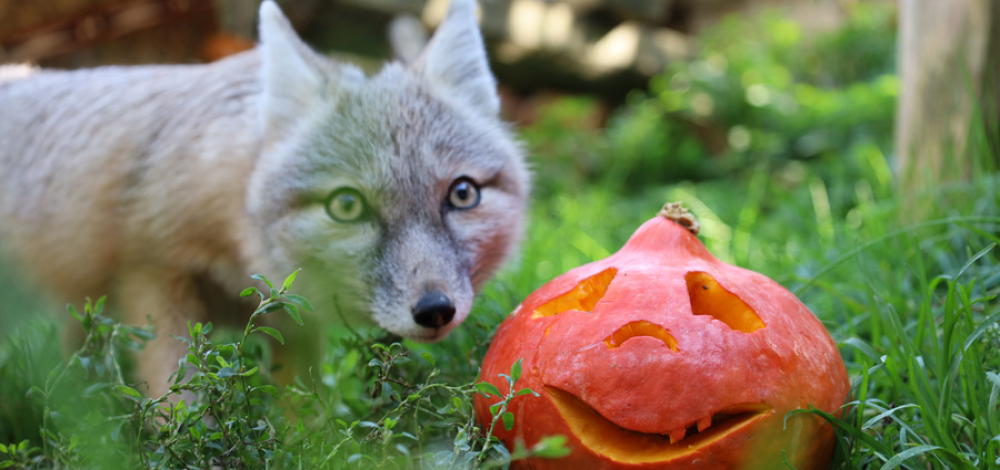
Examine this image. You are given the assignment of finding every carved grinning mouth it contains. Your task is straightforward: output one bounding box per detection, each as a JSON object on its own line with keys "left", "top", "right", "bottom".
{"left": 546, "top": 387, "right": 773, "bottom": 464}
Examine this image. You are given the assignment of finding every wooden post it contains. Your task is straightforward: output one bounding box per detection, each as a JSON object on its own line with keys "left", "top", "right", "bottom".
{"left": 895, "top": 0, "right": 999, "bottom": 190}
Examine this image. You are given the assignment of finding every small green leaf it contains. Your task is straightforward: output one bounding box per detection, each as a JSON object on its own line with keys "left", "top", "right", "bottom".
{"left": 502, "top": 412, "right": 514, "bottom": 431}
{"left": 510, "top": 439, "right": 531, "bottom": 459}
{"left": 220, "top": 344, "right": 237, "bottom": 357}
{"left": 217, "top": 367, "right": 238, "bottom": 378}
{"left": 510, "top": 358, "right": 523, "bottom": 382}
{"left": 131, "top": 327, "right": 155, "bottom": 340}
{"left": 240, "top": 366, "right": 259, "bottom": 377}
{"left": 531, "top": 435, "right": 571, "bottom": 459}
{"left": 0, "top": 461, "right": 13, "bottom": 468}
{"left": 254, "top": 326, "right": 285, "bottom": 345}
{"left": 16, "top": 441, "right": 28, "bottom": 452}
{"left": 113, "top": 385, "right": 143, "bottom": 400}
{"left": 253, "top": 385, "right": 281, "bottom": 398}
{"left": 27, "top": 386, "right": 44, "bottom": 404}
{"left": 250, "top": 273, "right": 273, "bottom": 288}
{"left": 515, "top": 388, "right": 539, "bottom": 397}
{"left": 188, "top": 321, "right": 201, "bottom": 338}
{"left": 257, "top": 301, "right": 285, "bottom": 315}
{"left": 501, "top": 373, "right": 514, "bottom": 390}
{"left": 0, "top": 443, "right": 8, "bottom": 454}
{"left": 240, "top": 287, "right": 259, "bottom": 298}
{"left": 421, "top": 352, "right": 435, "bottom": 367}
{"left": 284, "top": 303, "right": 304, "bottom": 325}
{"left": 282, "top": 268, "right": 301, "bottom": 292}
{"left": 475, "top": 382, "right": 502, "bottom": 398}
{"left": 284, "top": 294, "right": 314, "bottom": 312}
{"left": 93, "top": 296, "right": 107, "bottom": 315}
{"left": 66, "top": 304, "right": 81, "bottom": 321}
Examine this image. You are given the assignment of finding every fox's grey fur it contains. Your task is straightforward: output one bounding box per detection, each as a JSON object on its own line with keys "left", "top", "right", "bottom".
{"left": 0, "top": 0, "right": 528, "bottom": 395}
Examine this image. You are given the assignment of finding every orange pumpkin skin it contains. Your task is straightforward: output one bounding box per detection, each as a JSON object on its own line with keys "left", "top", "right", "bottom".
{"left": 474, "top": 212, "right": 849, "bottom": 470}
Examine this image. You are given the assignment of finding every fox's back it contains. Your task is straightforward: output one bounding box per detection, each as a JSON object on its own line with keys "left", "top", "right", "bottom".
{"left": 0, "top": 53, "right": 262, "bottom": 300}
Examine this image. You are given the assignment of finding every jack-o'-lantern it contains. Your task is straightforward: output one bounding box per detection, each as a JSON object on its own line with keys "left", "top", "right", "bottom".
{"left": 474, "top": 203, "right": 849, "bottom": 470}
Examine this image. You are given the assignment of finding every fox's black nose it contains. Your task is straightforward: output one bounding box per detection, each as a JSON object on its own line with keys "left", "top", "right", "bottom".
{"left": 412, "top": 291, "right": 456, "bottom": 329}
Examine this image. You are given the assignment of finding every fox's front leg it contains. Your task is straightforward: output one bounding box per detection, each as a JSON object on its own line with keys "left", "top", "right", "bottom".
{"left": 121, "top": 269, "right": 208, "bottom": 398}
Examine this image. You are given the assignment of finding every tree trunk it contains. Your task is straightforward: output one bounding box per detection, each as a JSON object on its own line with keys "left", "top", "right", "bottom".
{"left": 895, "top": 0, "right": 1000, "bottom": 190}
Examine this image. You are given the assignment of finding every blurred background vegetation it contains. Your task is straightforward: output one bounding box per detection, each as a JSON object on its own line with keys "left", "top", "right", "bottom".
{"left": 2, "top": 0, "right": 1000, "bottom": 468}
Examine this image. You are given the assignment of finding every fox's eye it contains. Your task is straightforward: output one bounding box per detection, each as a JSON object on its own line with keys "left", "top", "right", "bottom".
{"left": 326, "top": 188, "right": 368, "bottom": 222}
{"left": 448, "top": 177, "right": 480, "bottom": 210}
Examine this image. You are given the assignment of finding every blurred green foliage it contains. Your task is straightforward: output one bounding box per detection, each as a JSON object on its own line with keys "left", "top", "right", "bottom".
{"left": 530, "top": 3, "right": 898, "bottom": 195}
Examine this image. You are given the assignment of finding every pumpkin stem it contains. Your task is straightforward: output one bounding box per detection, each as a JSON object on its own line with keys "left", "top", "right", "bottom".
{"left": 658, "top": 202, "right": 700, "bottom": 235}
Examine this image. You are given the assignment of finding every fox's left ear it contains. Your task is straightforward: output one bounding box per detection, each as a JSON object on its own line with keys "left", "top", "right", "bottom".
{"left": 412, "top": 0, "right": 499, "bottom": 117}
{"left": 258, "top": 0, "right": 325, "bottom": 141}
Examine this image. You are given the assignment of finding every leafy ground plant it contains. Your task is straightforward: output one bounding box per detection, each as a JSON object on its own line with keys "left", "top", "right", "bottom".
{"left": 0, "top": 270, "right": 566, "bottom": 469}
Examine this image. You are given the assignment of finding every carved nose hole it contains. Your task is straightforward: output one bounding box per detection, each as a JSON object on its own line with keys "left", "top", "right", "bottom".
{"left": 533, "top": 267, "right": 617, "bottom": 318}
{"left": 604, "top": 321, "right": 678, "bottom": 351}
{"left": 412, "top": 291, "right": 456, "bottom": 328}
{"left": 685, "top": 271, "right": 765, "bottom": 333}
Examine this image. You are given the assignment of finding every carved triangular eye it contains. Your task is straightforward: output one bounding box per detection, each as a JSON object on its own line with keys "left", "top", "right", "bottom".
{"left": 685, "top": 271, "right": 765, "bottom": 333}
{"left": 533, "top": 267, "right": 617, "bottom": 318}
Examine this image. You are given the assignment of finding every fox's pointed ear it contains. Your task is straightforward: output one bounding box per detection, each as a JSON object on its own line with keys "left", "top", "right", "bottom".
{"left": 412, "top": 0, "right": 499, "bottom": 117}
{"left": 258, "top": 0, "right": 323, "bottom": 141}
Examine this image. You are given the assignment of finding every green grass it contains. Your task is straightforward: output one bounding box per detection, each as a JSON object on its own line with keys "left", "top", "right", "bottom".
{"left": 2, "top": 131, "right": 998, "bottom": 468}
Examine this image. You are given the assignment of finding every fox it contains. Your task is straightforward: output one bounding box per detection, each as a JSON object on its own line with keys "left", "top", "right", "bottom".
{"left": 0, "top": 0, "right": 529, "bottom": 396}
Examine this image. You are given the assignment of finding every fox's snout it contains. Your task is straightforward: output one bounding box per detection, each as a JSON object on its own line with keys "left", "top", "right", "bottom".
{"left": 412, "top": 290, "right": 456, "bottom": 328}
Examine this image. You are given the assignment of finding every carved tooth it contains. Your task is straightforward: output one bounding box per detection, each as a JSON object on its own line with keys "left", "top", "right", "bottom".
{"left": 667, "top": 427, "right": 686, "bottom": 444}
{"left": 697, "top": 416, "right": 712, "bottom": 432}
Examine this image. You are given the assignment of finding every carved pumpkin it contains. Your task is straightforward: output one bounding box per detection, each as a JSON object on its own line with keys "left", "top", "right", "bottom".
{"left": 475, "top": 204, "right": 849, "bottom": 470}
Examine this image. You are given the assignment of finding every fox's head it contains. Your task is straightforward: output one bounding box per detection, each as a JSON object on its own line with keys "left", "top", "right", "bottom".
{"left": 246, "top": 0, "right": 528, "bottom": 341}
